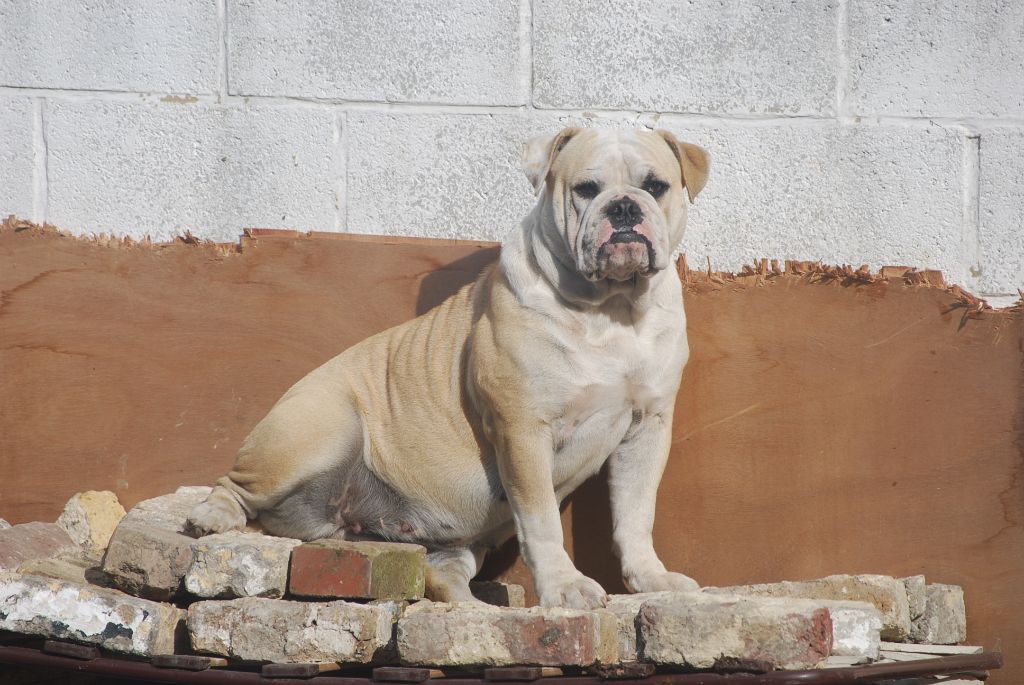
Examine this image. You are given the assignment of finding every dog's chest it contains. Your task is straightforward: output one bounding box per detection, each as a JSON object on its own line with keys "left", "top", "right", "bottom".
{"left": 548, "top": 313, "right": 685, "bottom": 478}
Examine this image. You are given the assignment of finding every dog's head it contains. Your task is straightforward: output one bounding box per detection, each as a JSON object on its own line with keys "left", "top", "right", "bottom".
{"left": 523, "top": 128, "right": 709, "bottom": 282}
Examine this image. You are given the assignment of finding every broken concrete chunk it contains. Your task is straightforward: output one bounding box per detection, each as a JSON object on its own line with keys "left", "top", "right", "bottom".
{"left": 102, "top": 523, "right": 195, "bottom": 600}
{"left": 605, "top": 592, "right": 678, "bottom": 662}
{"left": 0, "top": 519, "right": 10, "bottom": 530}
{"left": 288, "top": 539, "right": 426, "bottom": 601}
{"left": 122, "top": 486, "right": 212, "bottom": 531}
{"left": 185, "top": 532, "right": 301, "bottom": 599}
{"left": 17, "top": 548, "right": 108, "bottom": 587}
{"left": 56, "top": 490, "right": 127, "bottom": 555}
{"left": 710, "top": 574, "right": 911, "bottom": 641}
{"left": 826, "top": 601, "right": 884, "bottom": 659}
{"left": 0, "top": 572, "right": 184, "bottom": 656}
{"left": 396, "top": 601, "right": 617, "bottom": 667}
{"left": 188, "top": 597, "right": 399, "bottom": 663}
{"left": 0, "top": 522, "right": 77, "bottom": 571}
{"left": 901, "top": 575, "right": 927, "bottom": 621}
{"left": 470, "top": 580, "right": 527, "bottom": 608}
{"left": 638, "top": 593, "right": 833, "bottom": 670}
{"left": 909, "top": 584, "right": 966, "bottom": 645}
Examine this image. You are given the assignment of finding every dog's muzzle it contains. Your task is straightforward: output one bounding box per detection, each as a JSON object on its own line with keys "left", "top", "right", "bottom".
{"left": 594, "top": 197, "right": 656, "bottom": 280}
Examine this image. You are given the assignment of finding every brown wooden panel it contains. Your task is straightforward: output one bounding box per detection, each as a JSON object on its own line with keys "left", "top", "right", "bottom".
{"left": 1, "top": 220, "right": 1020, "bottom": 681}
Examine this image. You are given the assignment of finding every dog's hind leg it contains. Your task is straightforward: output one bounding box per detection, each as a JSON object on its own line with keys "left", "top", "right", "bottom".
{"left": 424, "top": 547, "right": 486, "bottom": 603}
{"left": 186, "top": 377, "right": 365, "bottom": 540}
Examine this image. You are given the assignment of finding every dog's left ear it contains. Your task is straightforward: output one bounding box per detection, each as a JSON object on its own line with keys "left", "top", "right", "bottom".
{"left": 522, "top": 127, "right": 581, "bottom": 194}
{"left": 655, "top": 130, "right": 710, "bottom": 203}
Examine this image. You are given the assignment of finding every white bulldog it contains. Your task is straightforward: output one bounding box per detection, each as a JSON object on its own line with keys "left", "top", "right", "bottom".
{"left": 186, "top": 127, "right": 710, "bottom": 609}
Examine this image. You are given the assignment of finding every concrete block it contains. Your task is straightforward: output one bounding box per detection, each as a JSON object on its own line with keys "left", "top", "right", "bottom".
{"left": 0, "top": 0, "right": 218, "bottom": 92}
{"left": 977, "top": 127, "right": 1024, "bottom": 295}
{"left": 848, "top": 0, "right": 1024, "bottom": 117}
{"left": 188, "top": 597, "right": 399, "bottom": 663}
{"left": 46, "top": 101, "right": 337, "bottom": 242}
{"left": 638, "top": 593, "right": 833, "bottom": 670}
{"left": 902, "top": 575, "right": 927, "bottom": 621}
{"left": 0, "top": 97, "right": 35, "bottom": 221}
{"left": 0, "top": 572, "right": 184, "bottom": 656}
{"left": 666, "top": 123, "right": 965, "bottom": 281}
{"left": 228, "top": 0, "right": 525, "bottom": 105}
{"left": 346, "top": 112, "right": 550, "bottom": 241}
{"left": 396, "top": 601, "right": 617, "bottom": 667}
{"left": 910, "top": 584, "right": 967, "bottom": 645}
{"left": 826, "top": 601, "right": 883, "bottom": 659}
{"left": 185, "top": 532, "right": 301, "bottom": 599}
{"left": 288, "top": 539, "right": 426, "bottom": 601}
{"left": 0, "top": 522, "right": 77, "bottom": 571}
{"left": 712, "top": 574, "right": 911, "bottom": 641}
{"left": 470, "top": 581, "right": 527, "bottom": 608}
{"left": 56, "top": 490, "right": 126, "bottom": 555}
{"left": 101, "top": 487, "right": 212, "bottom": 600}
{"left": 533, "top": 0, "right": 836, "bottom": 115}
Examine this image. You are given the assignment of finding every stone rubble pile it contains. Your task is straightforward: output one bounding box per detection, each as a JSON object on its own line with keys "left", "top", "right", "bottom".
{"left": 0, "top": 487, "right": 974, "bottom": 673}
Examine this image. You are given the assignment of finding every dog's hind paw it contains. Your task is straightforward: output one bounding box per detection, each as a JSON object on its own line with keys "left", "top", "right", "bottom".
{"left": 184, "top": 490, "right": 246, "bottom": 537}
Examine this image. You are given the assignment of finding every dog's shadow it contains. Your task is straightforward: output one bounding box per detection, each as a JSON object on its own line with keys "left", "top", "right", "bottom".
{"left": 417, "top": 249, "right": 627, "bottom": 597}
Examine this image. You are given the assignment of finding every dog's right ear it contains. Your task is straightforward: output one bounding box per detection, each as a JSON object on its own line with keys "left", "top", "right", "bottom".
{"left": 522, "top": 127, "right": 581, "bottom": 194}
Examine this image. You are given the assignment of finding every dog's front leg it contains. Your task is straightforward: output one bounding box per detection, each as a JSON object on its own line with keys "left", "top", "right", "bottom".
{"left": 493, "top": 422, "right": 607, "bottom": 609}
{"left": 608, "top": 411, "right": 700, "bottom": 593}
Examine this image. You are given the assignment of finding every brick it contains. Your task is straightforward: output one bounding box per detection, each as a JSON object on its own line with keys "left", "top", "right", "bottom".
{"left": 228, "top": 0, "right": 525, "bottom": 105}
{"left": 0, "top": 522, "right": 77, "bottom": 571}
{"left": 0, "top": 572, "right": 184, "bottom": 656}
{"left": 101, "top": 487, "right": 212, "bottom": 600}
{"left": 185, "top": 532, "right": 301, "bottom": 599}
{"left": 638, "top": 593, "right": 833, "bottom": 670}
{"left": 187, "top": 597, "right": 399, "bottom": 663}
{"left": 0, "top": 97, "right": 35, "bottom": 221}
{"left": 0, "top": 0, "right": 217, "bottom": 92}
{"left": 288, "top": 539, "right": 426, "bottom": 601}
{"left": 470, "top": 581, "right": 526, "bottom": 608}
{"left": 16, "top": 551, "right": 105, "bottom": 587}
{"left": 396, "top": 601, "right": 617, "bottom": 667}
{"left": 977, "top": 127, "right": 1024, "bottom": 295}
{"left": 56, "top": 490, "right": 126, "bottom": 555}
{"left": 46, "top": 101, "right": 337, "bottom": 242}
{"left": 826, "top": 601, "right": 883, "bottom": 659}
{"left": 534, "top": 0, "right": 836, "bottom": 115}
{"left": 666, "top": 123, "right": 965, "bottom": 281}
{"left": 713, "top": 574, "right": 911, "bottom": 641}
{"left": 848, "top": 1, "right": 1024, "bottom": 117}
{"left": 910, "top": 584, "right": 967, "bottom": 645}
{"left": 605, "top": 592, "right": 678, "bottom": 663}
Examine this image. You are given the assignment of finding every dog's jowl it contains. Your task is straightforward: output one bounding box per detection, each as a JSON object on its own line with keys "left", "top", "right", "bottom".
{"left": 187, "top": 128, "right": 710, "bottom": 609}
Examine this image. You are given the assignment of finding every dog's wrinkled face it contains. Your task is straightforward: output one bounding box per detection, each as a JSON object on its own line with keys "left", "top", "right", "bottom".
{"left": 523, "top": 128, "right": 710, "bottom": 282}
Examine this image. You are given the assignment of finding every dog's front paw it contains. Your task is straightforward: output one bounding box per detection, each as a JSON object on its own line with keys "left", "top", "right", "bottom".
{"left": 627, "top": 570, "right": 700, "bottom": 594}
{"left": 538, "top": 573, "right": 607, "bottom": 609}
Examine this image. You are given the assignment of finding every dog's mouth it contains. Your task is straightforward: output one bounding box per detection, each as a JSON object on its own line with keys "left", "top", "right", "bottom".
{"left": 595, "top": 228, "right": 657, "bottom": 281}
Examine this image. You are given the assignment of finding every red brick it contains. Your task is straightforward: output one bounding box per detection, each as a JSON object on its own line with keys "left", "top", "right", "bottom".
{"left": 0, "top": 522, "right": 77, "bottom": 571}
{"left": 288, "top": 539, "right": 425, "bottom": 601}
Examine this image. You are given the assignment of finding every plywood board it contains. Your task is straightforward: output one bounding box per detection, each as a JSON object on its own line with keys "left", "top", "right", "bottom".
{"left": 1, "top": 220, "right": 1020, "bottom": 681}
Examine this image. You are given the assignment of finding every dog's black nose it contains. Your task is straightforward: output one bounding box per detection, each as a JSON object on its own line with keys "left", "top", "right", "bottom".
{"left": 606, "top": 197, "right": 643, "bottom": 229}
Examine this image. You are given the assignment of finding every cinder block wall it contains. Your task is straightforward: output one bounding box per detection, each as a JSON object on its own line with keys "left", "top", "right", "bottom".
{"left": 1, "top": 1, "right": 1022, "bottom": 301}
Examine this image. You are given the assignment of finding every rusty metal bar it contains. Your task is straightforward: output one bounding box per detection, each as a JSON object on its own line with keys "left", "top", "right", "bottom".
{"left": 0, "top": 643, "right": 1004, "bottom": 685}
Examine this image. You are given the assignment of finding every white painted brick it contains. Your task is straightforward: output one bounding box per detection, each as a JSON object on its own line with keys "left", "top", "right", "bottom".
{"left": 977, "top": 127, "right": 1024, "bottom": 294}
{"left": 667, "top": 123, "right": 966, "bottom": 281}
{"left": 534, "top": 0, "right": 836, "bottom": 115}
{"left": 46, "top": 101, "right": 337, "bottom": 242}
{"left": 0, "top": 0, "right": 218, "bottom": 93}
{"left": 848, "top": 1, "right": 1024, "bottom": 117}
{"left": 0, "top": 98, "right": 35, "bottom": 220}
{"left": 346, "top": 112, "right": 542, "bottom": 241}
{"left": 228, "top": 0, "right": 526, "bottom": 105}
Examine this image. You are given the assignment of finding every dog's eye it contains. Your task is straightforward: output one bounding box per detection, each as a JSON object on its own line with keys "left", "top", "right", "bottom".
{"left": 572, "top": 181, "right": 601, "bottom": 199}
{"left": 642, "top": 178, "right": 669, "bottom": 199}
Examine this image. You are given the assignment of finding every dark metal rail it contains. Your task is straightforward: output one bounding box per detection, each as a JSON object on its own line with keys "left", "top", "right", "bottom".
{"left": 0, "top": 643, "right": 1003, "bottom": 685}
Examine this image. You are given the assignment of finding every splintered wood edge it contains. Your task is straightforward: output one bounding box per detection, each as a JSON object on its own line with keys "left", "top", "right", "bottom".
{"left": 4, "top": 215, "right": 1019, "bottom": 312}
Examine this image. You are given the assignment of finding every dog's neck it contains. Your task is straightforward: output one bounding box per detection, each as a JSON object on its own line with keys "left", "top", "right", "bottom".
{"left": 501, "top": 200, "right": 669, "bottom": 316}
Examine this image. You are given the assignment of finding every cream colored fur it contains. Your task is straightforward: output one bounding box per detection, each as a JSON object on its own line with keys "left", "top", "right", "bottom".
{"left": 186, "top": 128, "right": 710, "bottom": 608}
